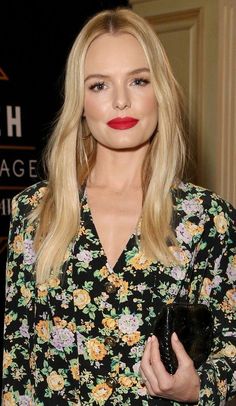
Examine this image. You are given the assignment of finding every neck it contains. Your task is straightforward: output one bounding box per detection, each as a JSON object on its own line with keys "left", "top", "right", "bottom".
{"left": 87, "top": 142, "right": 149, "bottom": 192}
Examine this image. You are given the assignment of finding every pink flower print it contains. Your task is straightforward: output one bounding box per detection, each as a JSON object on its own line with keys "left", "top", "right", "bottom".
{"left": 118, "top": 314, "right": 140, "bottom": 334}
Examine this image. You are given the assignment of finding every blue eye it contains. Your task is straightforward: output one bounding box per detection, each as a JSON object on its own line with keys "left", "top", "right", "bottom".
{"left": 89, "top": 82, "right": 106, "bottom": 92}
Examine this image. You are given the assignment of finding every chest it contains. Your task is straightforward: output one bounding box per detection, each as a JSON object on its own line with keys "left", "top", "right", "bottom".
{"left": 85, "top": 187, "right": 142, "bottom": 269}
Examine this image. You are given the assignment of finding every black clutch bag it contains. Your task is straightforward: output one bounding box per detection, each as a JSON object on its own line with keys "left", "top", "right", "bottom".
{"left": 153, "top": 302, "right": 214, "bottom": 374}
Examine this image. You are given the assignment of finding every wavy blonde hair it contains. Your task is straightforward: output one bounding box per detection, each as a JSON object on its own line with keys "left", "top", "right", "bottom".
{"left": 32, "top": 8, "right": 186, "bottom": 284}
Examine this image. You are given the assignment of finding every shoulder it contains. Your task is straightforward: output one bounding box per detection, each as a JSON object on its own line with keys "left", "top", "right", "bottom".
{"left": 173, "top": 181, "right": 235, "bottom": 218}
{"left": 11, "top": 180, "right": 48, "bottom": 219}
{"left": 172, "top": 182, "right": 236, "bottom": 241}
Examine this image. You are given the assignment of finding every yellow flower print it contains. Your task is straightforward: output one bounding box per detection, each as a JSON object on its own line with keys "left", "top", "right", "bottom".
{"left": 28, "top": 188, "right": 45, "bottom": 206}
{"left": 49, "top": 277, "right": 60, "bottom": 288}
{"left": 4, "top": 314, "right": 13, "bottom": 326}
{"left": 3, "top": 351, "right": 13, "bottom": 369}
{"left": 92, "top": 382, "right": 112, "bottom": 403}
{"left": 232, "top": 255, "right": 236, "bottom": 267}
{"left": 214, "top": 212, "right": 228, "bottom": 234}
{"left": 13, "top": 235, "right": 23, "bottom": 254}
{"left": 200, "top": 278, "right": 213, "bottom": 297}
{"left": 215, "top": 344, "right": 236, "bottom": 358}
{"left": 224, "top": 345, "right": 236, "bottom": 357}
{"left": 37, "top": 283, "right": 48, "bottom": 297}
{"left": 71, "top": 364, "right": 80, "bottom": 380}
{"left": 119, "top": 375, "right": 135, "bottom": 387}
{"left": 113, "top": 363, "right": 120, "bottom": 374}
{"left": 226, "top": 288, "right": 236, "bottom": 308}
{"left": 73, "top": 289, "right": 91, "bottom": 309}
{"left": 6, "top": 268, "right": 13, "bottom": 279}
{"left": 122, "top": 331, "right": 141, "bottom": 346}
{"left": 67, "top": 321, "right": 76, "bottom": 333}
{"left": 107, "top": 274, "right": 122, "bottom": 287}
{"left": 36, "top": 320, "right": 50, "bottom": 341}
{"left": 99, "top": 266, "right": 109, "bottom": 278}
{"left": 29, "top": 352, "right": 37, "bottom": 369}
{"left": 53, "top": 317, "right": 67, "bottom": 328}
{"left": 217, "top": 379, "right": 227, "bottom": 397}
{"left": 20, "top": 286, "right": 32, "bottom": 303}
{"left": 25, "top": 225, "right": 34, "bottom": 233}
{"left": 185, "top": 221, "right": 204, "bottom": 236}
{"left": 118, "top": 281, "right": 129, "bottom": 297}
{"left": 128, "top": 252, "right": 152, "bottom": 270}
{"left": 102, "top": 317, "right": 117, "bottom": 330}
{"left": 47, "top": 371, "right": 65, "bottom": 391}
{"left": 79, "top": 225, "right": 86, "bottom": 236}
{"left": 201, "top": 388, "right": 213, "bottom": 398}
{"left": 3, "top": 392, "right": 16, "bottom": 406}
{"left": 28, "top": 195, "right": 38, "bottom": 206}
{"left": 87, "top": 338, "right": 107, "bottom": 361}
{"left": 220, "top": 300, "right": 232, "bottom": 312}
{"left": 84, "top": 321, "right": 95, "bottom": 332}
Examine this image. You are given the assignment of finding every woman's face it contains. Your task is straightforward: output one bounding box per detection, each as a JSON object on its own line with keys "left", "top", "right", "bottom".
{"left": 83, "top": 33, "right": 158, "bottom": 150}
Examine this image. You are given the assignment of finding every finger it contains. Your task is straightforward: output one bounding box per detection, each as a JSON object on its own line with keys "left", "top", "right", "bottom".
{"left": 139, "top": 365, "right": 159, "bottom": 397}
{"left": 141, "top": 336, "right": 152, "bottom": 366}
{"left": 171, "top": 332, "right": 194, "bottom": 369}
{"left": 141, "top": 336, "right": 160, "bottom": 390}
{"left": 139, "top": 366, "right": 147, "bottom": 383}
{"left": 150, "top": 335, "right": 171, "bottom": 377}
{"left": 141, "top": 336, "right": 173, "bottom": 394}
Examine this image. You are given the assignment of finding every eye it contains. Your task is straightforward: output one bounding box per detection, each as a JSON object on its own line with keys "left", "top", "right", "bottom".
{"left": 89, "top": 81, "right": 107, "bottom": 92}
{"left": 131, "top": 78, "right": 150, "bottom": 86}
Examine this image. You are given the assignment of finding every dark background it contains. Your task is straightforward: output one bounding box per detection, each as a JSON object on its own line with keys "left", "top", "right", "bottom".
{"left": 0, "top": 0, "right": 129, "bottom": 387}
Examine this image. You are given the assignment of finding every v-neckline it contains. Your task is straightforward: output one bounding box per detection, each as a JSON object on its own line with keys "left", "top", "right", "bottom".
{"left": 82, "top": 188, "right": 141, "bottom": 271}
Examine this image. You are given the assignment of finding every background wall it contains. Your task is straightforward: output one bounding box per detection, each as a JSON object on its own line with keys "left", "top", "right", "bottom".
{"left": 131, "top": 0, "right": 236, "bottom": 207}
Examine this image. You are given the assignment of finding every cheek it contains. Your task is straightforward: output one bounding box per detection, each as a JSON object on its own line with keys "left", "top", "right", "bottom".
{"left": 142, "top": 94, "right": 158, "bottom": 117}
{"left": 84, "top": 94, "right": 107, "bottom": 120}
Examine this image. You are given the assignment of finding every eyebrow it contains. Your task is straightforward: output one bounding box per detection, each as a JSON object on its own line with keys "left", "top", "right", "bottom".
{"left": 84, "top": 67, "right": 150, "bottom": 82}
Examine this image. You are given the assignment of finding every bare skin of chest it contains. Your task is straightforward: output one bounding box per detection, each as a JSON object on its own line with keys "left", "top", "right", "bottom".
{"left": 86, "top": 186, "right": 142, "bottom": 268}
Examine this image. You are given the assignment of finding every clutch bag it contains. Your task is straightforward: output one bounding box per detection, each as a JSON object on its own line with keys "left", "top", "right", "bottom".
{"left": 153, "top": 302, "right": 214, "bottom": 374}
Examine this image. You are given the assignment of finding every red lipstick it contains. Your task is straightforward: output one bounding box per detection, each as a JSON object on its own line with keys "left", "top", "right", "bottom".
{"left": 107, "top": 116, "right": 139, "bottom": 130}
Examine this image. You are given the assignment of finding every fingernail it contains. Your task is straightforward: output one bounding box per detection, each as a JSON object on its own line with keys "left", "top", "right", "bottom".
{"left": 172, "top": 332, "right": 178, "bottom": 341}
{"left": 147, "top": 336, "right": 152, "bottom": 343}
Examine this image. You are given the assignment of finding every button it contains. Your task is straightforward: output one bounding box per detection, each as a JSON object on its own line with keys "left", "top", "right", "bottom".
{"left": 105, "top": 282, "right": 116, "bottom": 294}
{"left": 106, "top": 377, "right": 117, "bottom": 389}
{"left": 104, "top": 336, "right": 116, "bottom": 347}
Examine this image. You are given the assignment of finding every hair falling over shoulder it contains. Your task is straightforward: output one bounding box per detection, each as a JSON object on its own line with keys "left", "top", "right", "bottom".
{"left": 31, "top": 8, "right": 187, "bottom": 284}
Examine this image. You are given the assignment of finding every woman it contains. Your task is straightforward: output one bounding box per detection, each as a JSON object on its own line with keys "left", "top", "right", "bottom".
{"left": 2, "top": 8, "right": 236, "bottom": 406}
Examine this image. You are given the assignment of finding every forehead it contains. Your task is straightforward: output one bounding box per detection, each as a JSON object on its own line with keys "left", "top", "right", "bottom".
{"left": 84, "top": 33, "right": 149, "bottom": 73}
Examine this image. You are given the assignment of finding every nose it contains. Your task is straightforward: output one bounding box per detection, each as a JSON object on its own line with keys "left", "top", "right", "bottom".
{"left": 113, "top": 85, "right": 131, "bottom": 111}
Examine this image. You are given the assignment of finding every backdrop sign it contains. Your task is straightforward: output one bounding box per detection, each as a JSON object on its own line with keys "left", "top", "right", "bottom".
{"left": 0, "top": 72, "right": 38, "bottom": 267}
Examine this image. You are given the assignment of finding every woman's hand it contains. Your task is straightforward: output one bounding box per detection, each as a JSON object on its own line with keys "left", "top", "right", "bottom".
{"left": 139, "top": 333, "right": 200, "bottom": 403}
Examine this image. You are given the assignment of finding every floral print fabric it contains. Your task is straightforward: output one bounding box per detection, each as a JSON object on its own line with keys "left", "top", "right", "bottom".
{"left": 2, "top": 181, "right": 236, "bottom": 406}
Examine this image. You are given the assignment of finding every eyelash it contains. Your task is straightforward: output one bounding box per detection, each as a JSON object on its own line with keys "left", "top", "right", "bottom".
{"left": 88, "top": 77, "right": 150, "bottom": 92}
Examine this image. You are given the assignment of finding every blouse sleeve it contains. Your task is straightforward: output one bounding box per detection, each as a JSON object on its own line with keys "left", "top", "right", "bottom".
{"left": 2, "top": 194, "right": 36, "bottom": 404}
{"left": 195, "top": 198, "right": 236, "bottom": 405}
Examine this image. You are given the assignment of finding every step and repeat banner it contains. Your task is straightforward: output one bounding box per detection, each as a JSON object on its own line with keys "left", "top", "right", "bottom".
{"left": 0, "top": 72, "right": 39, "bottom": 264}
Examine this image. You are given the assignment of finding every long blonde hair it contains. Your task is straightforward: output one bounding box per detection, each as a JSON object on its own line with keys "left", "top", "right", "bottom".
{"left": 32, "top": 8, "right": 186, "bottom": 284}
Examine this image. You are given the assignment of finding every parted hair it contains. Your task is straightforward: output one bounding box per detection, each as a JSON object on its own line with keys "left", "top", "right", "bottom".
{"left": 31, "top": 8, "right": 186, "bottom": 284}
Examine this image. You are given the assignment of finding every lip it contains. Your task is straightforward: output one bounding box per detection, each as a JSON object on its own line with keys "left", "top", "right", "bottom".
{"left": 107, "top": 116, "right": 139, "bottom": 130}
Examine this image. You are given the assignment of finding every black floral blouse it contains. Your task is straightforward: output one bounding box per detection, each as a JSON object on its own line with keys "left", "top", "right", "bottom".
{"left": 2, "top": 181, "right": 236, "bottom": 406}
